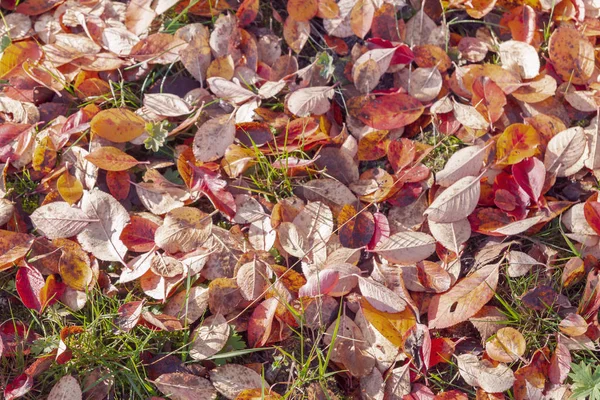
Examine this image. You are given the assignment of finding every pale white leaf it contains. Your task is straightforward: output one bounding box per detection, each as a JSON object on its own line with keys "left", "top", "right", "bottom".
{"left": 407, "top": 67, "right": 443, "bottom": 103}
{"left": 190, "top": 314, "right": 229, "bottom": 360}
{"left": 429, "top": 218, "right": 471, "bottom": 254}
{"left": 436, "top": 144, "right": 488, "bottom": 187}
{"left": 48, "top": 375, "right": 82, "bottom": 400}
{"left": 374, "top": 231, "right": 436, "bottom": 264}
{"left": 499, "top": 40, "right": 540, "bottom": 79}
{"left": 236, "top": 259, "right": 269, "bottom": 301}
{"left": 0, "top": 199, "right": 14, "bottom": 226}
{"left": 456, "top": 354, "right": 515, "bottom": 393}
{"left": 563, "top": 203, "right": 597, "bottom": 235}
{"left": 544, "top": 126, "right": 588, "bottom": 177}
{"left": 30, "top": 202, "right": 93, "bottom": 239}
{"left": 584, "top": 116, "right": 600, "bottom": 170}
{"left": 358, "top": 277, "right": 407, "bottom": 313}
{"left": 507, "top": 250, "right": 542, "bottom": 277}
{"left": 207, "top": 77, "right": 256, "bottom": 104}
{"left": 77, "top": 189, "right": 129, "bottom": 262}
{"left": 143, "top": 93, "right": 191, "bottom": 117}
{"left": 492, "top": 215, "right": 543, "bottom": 236}
{"left": 425, "top": 175, "right": 481, "bottom": 223}
{"left": 287, "top": 86, "right": 335, "bottom": 117}
{"left": 453, "top": 101, "right": 489, "bottom": 130}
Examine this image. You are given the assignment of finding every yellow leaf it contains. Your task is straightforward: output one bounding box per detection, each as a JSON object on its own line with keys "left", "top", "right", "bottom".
{"left": 495, "top": 123, "right": 540, "bottom": 165}
{"left": 54, "top": 238, "right": 93, "bottom": 291}
{"left": 359, "top": 298, "right": 416, "bottom": 347}
{"left": 57, "top": 170, "right": 83, "bottom": 205}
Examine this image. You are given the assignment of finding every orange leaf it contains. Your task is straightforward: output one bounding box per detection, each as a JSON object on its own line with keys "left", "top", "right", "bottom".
{"left": 287, "top": 0, "right": 318, "bottom": 22}
{"left": 236, "top": 0, "right": 259, "bottom": 26}
{"left": 348, "top": 93, "right": 424, "bottom": 130}
{"left": 357, "top": 130, "right": 390, "bottom": 161}
{"left": 85, "top": 146, "right": 143, "bottom": 171}
{"left": 359, "top": 298, "right": 416, "bottom": 347}
{"left": 350, "top": 0, "right": 375, "bottom": 39}
{"left": 283, "top": 17, "right": 310, "bottom": 53}
{"left": 90, "top": 109, "right": 146, "bottom": 143}
{"left": 465, "top": 0, "right": 497, "bottom": 19}
{"left": 495, "top": 123, "right": 540, "bottom": 165}
{"left": 316, "top": 0, "right": 339, "bottom": 19}
{"left": 549, "top": 25, "right": 595, "bottom": 85}
{"left": 57, "top": 170, "right": 83, "bottom": 205}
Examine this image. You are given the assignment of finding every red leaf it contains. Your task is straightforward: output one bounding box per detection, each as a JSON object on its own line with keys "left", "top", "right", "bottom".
{"left": 15, "top": 265, "right": 44, "bottom": 312}
{"left": 584, "top": 193, "right": 600, "bottom": 236}
{"left": 512, "top": 157, "right": 546, "bottom": 205}
{"left": 191, "top": 165, "right": 236, "bottom": 219}
{"left": 367, "top": 38, "right": 415, "bottom": 64}
{"left": 3, "top": 373, "right": 33, "bottom": 400}
{"left": 39, "top": 274, "right": 65, "bottom": 310}
{"left": 119, "top": 216, "right": 159, "bottom": 253}
{"left": 247, "top": 298, "right": 278, "bottom": 348}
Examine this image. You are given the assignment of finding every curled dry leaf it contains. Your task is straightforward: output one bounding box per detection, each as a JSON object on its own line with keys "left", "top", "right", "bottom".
{"left": 209, "top": 364, "right": 267, "bottom": 399}
{"left": 456, "top": 354, "right": 515, "bottom": 393}
{"left": 485, "top": 327, "right": 526, "bottom": 362}
{"left": 155, "top": 207, "right": 212, "bottom": 254}
{"left": 193, "top": 116, "right": 236, "bottom": 163}
{"left": 154, "top": 372, "right": 217, "bottom": 400}
{"left": 189, "top": 314, "right": 230, "bottom": 360}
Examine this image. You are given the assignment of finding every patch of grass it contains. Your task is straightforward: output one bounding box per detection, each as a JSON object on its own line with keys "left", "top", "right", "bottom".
{"left": 495, "top": 268, "right": 563, "bottom": 352}
{"left": 236, "top": 124, "right": 319, "bottom": 202}
{"left": 1, "top": 289, "right": 191, "bottom": 399}
{"left": 419, "top": 129, "right": 464, "bottom": 172}
{"left": 6, "top": 168, "right": 39, "bottom": 215}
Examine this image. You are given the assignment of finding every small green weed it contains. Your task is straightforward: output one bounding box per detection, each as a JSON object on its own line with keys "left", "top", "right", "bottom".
{"left": 570, "top": 361, "right": 600, "bottom": 400}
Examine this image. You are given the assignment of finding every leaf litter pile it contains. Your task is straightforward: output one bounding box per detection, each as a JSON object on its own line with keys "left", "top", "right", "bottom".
{"left": 2, "top": 0, "right": 600, "bottom": 398}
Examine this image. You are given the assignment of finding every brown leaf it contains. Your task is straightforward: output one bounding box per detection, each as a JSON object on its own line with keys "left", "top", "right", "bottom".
{"left": 154, "top": 372, "right": 217, "bottom": 400}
